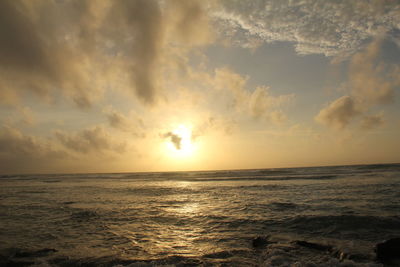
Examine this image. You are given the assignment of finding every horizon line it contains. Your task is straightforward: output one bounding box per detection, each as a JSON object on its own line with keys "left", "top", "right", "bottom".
{"left": 1, "top": 161, "right": 399, "bottom": 177}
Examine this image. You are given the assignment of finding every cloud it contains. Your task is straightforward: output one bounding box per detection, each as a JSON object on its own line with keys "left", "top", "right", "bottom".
{"left": 0, "top": 125, "right": 132, "bottom": 173}
{"left": 0, "top": 0, "right": 215, "bottom": 108}
{"left": 213, "top": 68, "right": 294, "bottom": 123}
{"left": 360, "top": 113, "right": 385, "bottom": 130}
{"left": 0, "top": 106, "right": 36, "bottom": 127}
{"left": 105, "top": 109, "right": 131, "bottom": 131}
{"left": 315, "top": 96, "right": 360, "bottom": 130}
{"left": 0, "top": 127, "right": 50, "bottom": 156}
{"left": 54, "top": 126, "right": 126, "bottom": 154}
{"left": 105, "top": 0, "right": 164, "bottom": 104}
{"left": 103, "top": 107, "right": 144, "bottom": 136}
{"left": 349, "top": 39, "right": 397, "bottom": 105}
{"left": 162, "top": 132, "right": 182, "bottom": 150}
{"left": 192, "top": 116, "right": 237, "bottom": 139}
{"left": 18, "top": 107, "right": 36, "bottom": 126}
{"left": 0, "top": 87, "right": 19, "bottom": 105}
{"left": 0, "top": 1, "right": 52, "bottom": 76}
{"left": 166, "top": 0, "right": 214, "bottom": 46}
{"left": 249, "top": 86, "right": 293, "bottom": 123}
{"left": 214, "top": 0, "right": 400, "bottom": 57}
{"left": 104, "top": 0, "right": 215, "bottom": 104}
{"left": 316, "top": 39, "right": 398, "bottom": 130}
{"left": 0, "top": 126, "right": 67, "bottom": 173}
{"left": 0, "top": 0, "right": 107, "bottom": 109}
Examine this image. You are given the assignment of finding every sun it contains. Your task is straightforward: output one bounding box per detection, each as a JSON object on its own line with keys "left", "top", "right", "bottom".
{"left": 165, "top": 124, "right": 196, "bottom": 158}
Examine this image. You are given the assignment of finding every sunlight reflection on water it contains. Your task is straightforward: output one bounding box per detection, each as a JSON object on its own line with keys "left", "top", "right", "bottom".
{"left": 1, "top": 165, "right": 400, "bottom": 265}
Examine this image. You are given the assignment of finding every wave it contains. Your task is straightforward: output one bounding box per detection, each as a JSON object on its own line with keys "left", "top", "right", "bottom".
{"left": 283, "top": 215, "right": 400, "bottom": 238}
{"left": 177, "top": 174, "right": 339, "bottom": 182}
{"left": 268, "top": 201, "right": 300, "bottom": 211}
{"left": 69, "top": 209, "right": 100, "bottom": 222}
{"left": 356, "top": 163, "right": 400, "bottom": 170}
{"left": 2, "top": 162, "right": 399, "bottom": 182}
{"left": 0, "top": 243, "right": 381, "bottom": 267}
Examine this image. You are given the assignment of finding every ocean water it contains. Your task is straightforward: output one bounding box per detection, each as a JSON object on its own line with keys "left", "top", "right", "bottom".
{"left": 1, "top": 164, "right": 400, "bottom": 266}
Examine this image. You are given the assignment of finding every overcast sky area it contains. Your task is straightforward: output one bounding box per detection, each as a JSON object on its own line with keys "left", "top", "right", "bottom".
{"left": 0, "top": 0, "right": 399, "bottom": 174}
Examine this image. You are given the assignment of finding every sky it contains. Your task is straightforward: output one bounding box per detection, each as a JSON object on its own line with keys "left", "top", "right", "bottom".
{"left": 0, "top": 0, "right": 400, "bottom": 174}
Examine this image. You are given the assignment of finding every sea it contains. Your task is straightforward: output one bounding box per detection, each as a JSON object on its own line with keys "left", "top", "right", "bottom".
{"left": 1, "top": 163, "right": 400, "bottom": 266}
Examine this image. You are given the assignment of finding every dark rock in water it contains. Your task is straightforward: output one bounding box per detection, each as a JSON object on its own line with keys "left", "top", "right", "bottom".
{"left": 0, "top": 247, "right": 58, "bottom": 266}
{"left": 252, "top": 236, "right": 271, "bottom": 248}
{"left": 375, "top": 237, "right": 400, "bottom": 263}
{"left": 3, "top": 259, "right": 35, "bottom": 266}
{"left": 48, "top": 255, "right": 204, "bottom": 267}
{"left": 15, "top": 248, "right": 57, "bottom": 258}
{"left": 294, "top": 240, "right": 333, "bottom": 252}
{"left": 332, "top": 249, "right": 370, "bottom": 262}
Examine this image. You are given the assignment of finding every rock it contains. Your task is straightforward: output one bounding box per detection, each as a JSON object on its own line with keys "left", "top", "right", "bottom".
{"left": 294, "top": 240, "right": 333, "bottom": 252}
{"left": 252, "top": 236, "right": 271, "bottom": 248}
{"left": 14, "top": 248, "right": 57, "bottom": 258}
{"left": 4, "top": 259, "right": 35, "bottom": 266}
{"left": 375, "top": 237, "right": 400, "bottom": 263}
{"left": 331, "top": 249, "right": 370, "bottom": 262}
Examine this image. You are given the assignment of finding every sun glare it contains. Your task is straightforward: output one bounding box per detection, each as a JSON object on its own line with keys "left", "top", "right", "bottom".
{"left": 165, "top": 124, "right": 196, "bottom": 158}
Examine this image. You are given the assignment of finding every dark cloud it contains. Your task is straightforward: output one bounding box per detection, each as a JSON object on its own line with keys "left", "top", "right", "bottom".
{"left": 360, "top": 113, "right": 385, "bottom": 130}
{"left": 0, "top": 125, "right": 129, "bottom": 173}
{"left": 105, "top": 0, "right": 163, "bottom": 104}
{"left": 55, "top": 126, "right": 126, "bottom": 154}
{"left": 0, "top": 0, "right": 214, "bottom": 107}
{"left": 166, "top": 0, "right": 213, "bottom": 45}
{"left": 163, "top": 132, "right": 182, "bottom": 150}
{"left": 0, "top": 0, "right": 57, "bottom": 98}
{"left": 104, "top": 108, "right": 132, "bottom": 132}
{"left": 0, "top": 126, "right": 67, "bottom": 174}
{"left": 0, "top": 0, "right": 103, "bottom": 108}
{"left": 105, "top": 0, "right": 212, "bottom": 103}
{"left": 0, "top": 0, "right": 158, "bottom": 106}
{"left": 0, "top": 127, "right": 47, "bottom": 156}
{"left": 315, "top": 96, "right": 360, "bottom": 129}
{"left": 103, "top": 107, "right": 145, "bottom": 137}
{"left": 0, "top": 1, "right": 52, "bottom": 76}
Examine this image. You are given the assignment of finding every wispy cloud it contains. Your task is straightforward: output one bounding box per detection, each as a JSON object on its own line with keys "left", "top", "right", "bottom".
{"left": 213, "top": 68, "right": 294, "bottom": 124}
{"left": 316, "top": 39, "right": 399, "bottom": 130}
{"left": 349, "top": 39, "right": 396, "bottom": 106}
{"left": 214, "top": 0, "right": 400, "bottom": 58}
